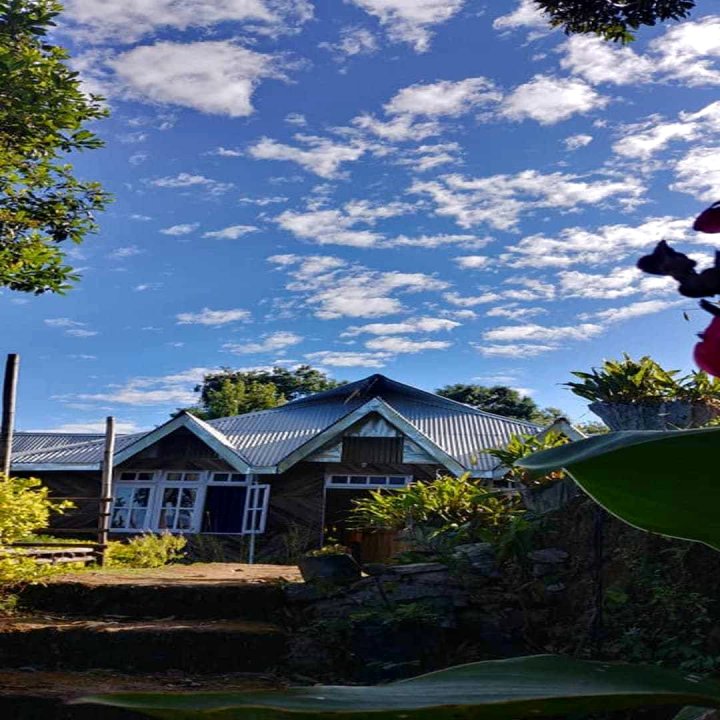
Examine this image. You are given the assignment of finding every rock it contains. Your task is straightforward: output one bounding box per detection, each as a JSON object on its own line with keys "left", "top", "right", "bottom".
{"left": 452, "top": 543, "right": 497, "bottom": 575}
{"left": 545, "top": 582, "right": 566, "bottom": 593}
{"left": 528, "top": 548, "right": 568, "bottom": 564}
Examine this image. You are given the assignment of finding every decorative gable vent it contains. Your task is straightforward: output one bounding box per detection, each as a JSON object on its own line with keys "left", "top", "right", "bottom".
{"left": 341, "top": 436, "right": 404, "bottom": 464}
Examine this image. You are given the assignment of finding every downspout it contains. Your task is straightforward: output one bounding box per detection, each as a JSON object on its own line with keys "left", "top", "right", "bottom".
{"left": 247, "top": 472, "right": 256, "bottom": 565}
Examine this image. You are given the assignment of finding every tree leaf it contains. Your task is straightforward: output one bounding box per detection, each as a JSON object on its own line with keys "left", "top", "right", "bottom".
{"left": 76, "top": 655, "right": 720, "bottom": 719}
{"left": 518, "top": 427, "right": 720, "bottom": 550}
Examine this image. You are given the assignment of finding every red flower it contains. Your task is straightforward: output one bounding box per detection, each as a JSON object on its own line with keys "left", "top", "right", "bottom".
{"left": 694, "top": 316, "right": 720, "bottom": 376}
{"left": 693, "top": 201, "right": 720, "bottom": 234}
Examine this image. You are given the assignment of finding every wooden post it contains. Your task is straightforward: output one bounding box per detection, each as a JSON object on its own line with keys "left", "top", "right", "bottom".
{"left": 97, "top": 416, "right": 116, "bottom": 565}
{"left": 247, "top": 473, "right": 256, "bottom": 565}
{"left": 0, "top": 354, "right": 19, "bottom": 479}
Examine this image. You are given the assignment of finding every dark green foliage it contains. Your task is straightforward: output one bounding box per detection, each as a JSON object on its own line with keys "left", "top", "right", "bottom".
{"left": 178, "top": 365, "right": 344, "bottom": 419}
{"left": 536, "top": 0, "right": 696, "bottom": 43}
{"left": 436, "top": 384, "right": 539, "bottom": 421}
{"left": 0, "top": 0, "right": 110, "bottom": 293}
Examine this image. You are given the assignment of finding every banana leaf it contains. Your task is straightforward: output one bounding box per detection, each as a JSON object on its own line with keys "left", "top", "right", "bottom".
{"left": 518, "top": 426, "right": 720, "bottom": 550}
{"left": 76, "top": 655, "right": 720, "bottom": 719}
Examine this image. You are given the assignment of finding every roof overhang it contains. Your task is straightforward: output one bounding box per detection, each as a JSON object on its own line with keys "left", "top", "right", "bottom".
{"left": 276, "top": 397, "right": 468, "bottom": 476}
{"left": 114, "top": 412, "right": 250, "bottom": 472}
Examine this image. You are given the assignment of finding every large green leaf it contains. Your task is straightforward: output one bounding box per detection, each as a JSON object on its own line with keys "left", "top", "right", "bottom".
{"left": 77, "top": 655, "right": 720, "bottom": 719}
{"left": 518, "top": 427, "right": 720, "bottom": 550}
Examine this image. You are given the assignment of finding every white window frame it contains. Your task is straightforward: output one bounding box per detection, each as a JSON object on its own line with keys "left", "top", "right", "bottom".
{"left": 110, "top": 469, "right": 208, "bottom": 534}
{"left": 207, "top": 471, "right": 249, "bottom": 485}
{"left": 324, "top": 473, "right": 413, "bottom": 490}
{"left": 242, "top": 484, "right": 270, "bottom": 534}
{"left": 110, "top": 484, "right": 157, "bottom": 532}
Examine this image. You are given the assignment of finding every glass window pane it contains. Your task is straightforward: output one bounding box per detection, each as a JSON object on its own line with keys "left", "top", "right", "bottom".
{"left": 114, "top": 487, "right": 132, "bottom": 506}
{"left": 389, "top": 477, "right": 407, "bottom": 486}
{"left": 162, "top": 488, "right": 178, "bottom": 506}
{"left": 370, "top": 477, "right": 387, "bottom": 486}
{"left": 111, "top": 509, "right": 128, "bottom": 528}
{"left": 129, "top": 509, "right": 146, "bottom": 529}
{"left": 177, "top": 510, "right": 193, "bottom": 530}
{"left": 230, "top": 474, "right": 244, "bottom": 483}
{"left": 133, "top": 488, "right": 151, "bottom": 507}
{"left": 137, "top": 472, "right": 154, "bottom": 481}
{"left": 180, "top": 489, "right": 196, "bottom": 508}
{"left": 158, "top": 509, "right": 175, "bottom": 529}
{"left": 184, "top": 473, "right": 200, "bottom": 482}
{"left": 166, "top": 472, "right": 182, "bottom": 482}
{"left": 330, "top": 476, "right": 347, "bottom": 484}
{"left": 119, "top": 472, "right": 136, "bottom": 481}
{"left": 213, "top": 473, "right": 229, "bottom": 482}
{"left": 350, "top": 476, "right": 366, "bottom": 485}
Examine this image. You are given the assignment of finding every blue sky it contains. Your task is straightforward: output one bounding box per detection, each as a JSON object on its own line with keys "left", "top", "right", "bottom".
{"left": 7, "top": 0, "right": 720, "bottom": 433}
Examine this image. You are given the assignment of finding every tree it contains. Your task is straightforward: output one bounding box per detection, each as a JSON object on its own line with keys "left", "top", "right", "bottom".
{"left": 530, "top": 406, "right": 565, "bottom": 426}
{"left": 535, "top": 0, "right": 696, "bottom": 43}
{"left": 0, "top": 0, "right": 109, "bottom": 294}
{"left": 179, "top": 365, "right": 344, "bottom": 420}
{"left": 436, "top": 384, "right": 540, "bottom": 421}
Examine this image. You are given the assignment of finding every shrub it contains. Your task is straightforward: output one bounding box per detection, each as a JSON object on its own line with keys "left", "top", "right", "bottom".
{"left": 306, "top": 544, "right": 350, "bottom": 557}
{"left": 487, "top": 431, "right": 569, "bottom": 488}
{"left": 105, "top": 533, "right": 187, "bottom": 568}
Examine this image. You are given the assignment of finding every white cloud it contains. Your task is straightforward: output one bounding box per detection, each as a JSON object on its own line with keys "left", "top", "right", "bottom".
{"left": 444, "top": 291, "right": 500, "bottom": 307}
{"left": 202, "top": 225, "right": 258, "bottom": 240}
{"left": 483, "top": 322, "right": 604, "bottom": 344}
{"left": 32, "top": 420, "right": 141, "bottom": 434}
{"left": 396, "top": 142, "right": 462, "bottom": 172}
{"left": 560, "top": 35, "right": 654, "bottom": 86}
{"left": 583, "top": 299, "right": 685, "bottom": 324}
{"left": 111, "top": 41, "right": 283, "bottom": 117}
{"left": 486, "top": 304, "right": 547, "bottom": 320}
{"left": 501, "top": 75, "right": 608, "bottom": 125}
{"left": 44, "top": 318, "right": 98, "bottom": 338}
{"left": 454, "top": 255, "right": 488, "bottom": 270}
{"left": 109, "top": 245, "right": 144, "bottom": 259}
{"left": 671, "top": 145, "right": 720, "bottom": 201}
{"left": 352, "top": 113, "right": 441, "bottom": 141}
{"left": 365, "top": 336, "right": 451, "bottom": 353}
{"left": 385, "top": 77, "right": 501, "bottom": 117}
{"left": 248, "top": 135, "right": 366, "bottom": 178}
{"left": 224, "top": 331, "right": 303, "bottom": 354}
{"left": 558, "top": 266, "right": 671, "bottom": 300}
{"left": 343, "top": 317, "right": 460, "bottom": 336}
{"left": 564, "top": 134, "right": 593, "bottom": 151}
{"left": 349, "top": 0, "right": 465, "bottom": 51}
{"left": 211, "top": 146, "right": 243, "bottom": 157}
{"left": 493, "top": 0, "right": 548, "bottom": 31}
{"left": 271, "top": 254, "right": 448, "bottom": 318}
{"left": 413, "top": 170, "right": 644, "bottom": 230}
{"left": 502, "top": 216, "right": 691, "bottom": 268}
{"left": 62, "top": 367, "right": 214, "bottom": 407}
{"left": 65, "top": 0, "right": 312, "bottom": 43}
{"left": 160, "top": 223, "right": 199, "bottom": 236}
{"left": 150, "top": 172, "right": 232, "bottom": 196}
{"left": 476, "top": 343, "right": 560, "bottom": 358}
{"left": 305, "top": 350, "right": 389, "bottom": 367}
{"left": 320, "top": 26, "right": 378, "bottom": 58}
{"left": 176, "top": 308, "right": 251, "bottom": 326}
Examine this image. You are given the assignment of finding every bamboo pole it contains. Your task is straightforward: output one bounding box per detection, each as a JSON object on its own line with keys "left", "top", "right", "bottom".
{"left": 0, "top": 354, "right": 19, "bottom": 479}
{"left": 97, "top": 416, "right": 116, "bottom": 565}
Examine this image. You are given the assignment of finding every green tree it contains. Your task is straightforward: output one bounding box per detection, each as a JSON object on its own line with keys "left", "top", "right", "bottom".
{"left": 436, "top": 384, "right": 540, "bottom": 421}
{"left": 535, "top": 0, "right": 696, "bottom": 43}
{"left": 179, "top": 365, "right": 343, "bottom": 419}
{"left": 0, "top": 0, "right": 109, "bottom": 294}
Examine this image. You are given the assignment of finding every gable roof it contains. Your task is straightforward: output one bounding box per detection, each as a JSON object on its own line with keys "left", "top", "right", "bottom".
{"left": 11, "top": 374, "right": 540, "bottom": 476}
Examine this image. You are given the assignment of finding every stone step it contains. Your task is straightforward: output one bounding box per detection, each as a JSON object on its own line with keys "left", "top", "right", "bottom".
{"left": 0, "top": 618, "right": 287, "bottom": 674}
{"left": 20, "top": 580, "right": 286, "bottom": 621}
{"left": 0, "top": 668, "right": 282, "bottom": 719}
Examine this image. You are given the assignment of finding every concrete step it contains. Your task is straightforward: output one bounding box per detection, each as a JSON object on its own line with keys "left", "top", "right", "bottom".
{"left": 20, "top": 580, "right": 287, "bottom": 621}
{"left": 0, "top": 618, "right": 287, "bottom": 674}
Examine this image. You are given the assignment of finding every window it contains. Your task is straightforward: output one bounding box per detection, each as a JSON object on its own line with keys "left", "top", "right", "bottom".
{"left": 242, "top": 484, "right": 270, "bottom": 534}
{"left": 111, "top": 486, "right": 153, "bottom": 530}
{"left": 118, "top": 471, "right": 154, "bottom": 482}
{"left": 209, "top": 472, "right": 246, "bottom": 484}
{"left": 326, "top": 474, "right": 411, "bottom": 489}
{"left": 341, "top": 436, "right": 404, "bottom": 463}
{"left": 158, "top": 487, "right": 199, "bottom": 531}
{"left": 164, "top": 471, "right": 201, "bottom": 482}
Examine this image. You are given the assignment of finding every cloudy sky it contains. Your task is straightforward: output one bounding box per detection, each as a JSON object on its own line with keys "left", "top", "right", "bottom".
{"left": 8, "top": 0, "right": 720, "bottom": 433}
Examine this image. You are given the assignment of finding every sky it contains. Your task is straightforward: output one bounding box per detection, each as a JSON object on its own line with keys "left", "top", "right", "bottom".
{"left": 6, "top": 0, "right": 720, "bottom": 434}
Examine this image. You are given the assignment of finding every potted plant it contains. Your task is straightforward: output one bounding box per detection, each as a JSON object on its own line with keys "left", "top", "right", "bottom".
{"left": 298, "top": 544, "right": 361, "bottom": 584}
{"left": 566, "top": 354, "right": 720, "bottom": 430}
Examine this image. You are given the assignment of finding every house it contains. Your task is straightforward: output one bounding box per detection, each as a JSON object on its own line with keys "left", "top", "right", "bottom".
{"left": 10, "top": 374, "right": 540, "bottom": 558}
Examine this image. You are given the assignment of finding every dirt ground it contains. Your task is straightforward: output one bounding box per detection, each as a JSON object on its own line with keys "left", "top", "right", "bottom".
{"left": 49, "top": 562, "right": 302, "bottom": 586}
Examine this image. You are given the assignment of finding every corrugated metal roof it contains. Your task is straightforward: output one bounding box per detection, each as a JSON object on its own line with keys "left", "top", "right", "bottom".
{"left": 11, "top": 374, "right": 540, "bottom": 473}
{"left": 12, "top": 432, "right": 104, "bottom": 454}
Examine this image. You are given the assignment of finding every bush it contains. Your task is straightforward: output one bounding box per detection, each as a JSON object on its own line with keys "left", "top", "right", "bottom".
{"left": 488, "top": 431, "right": 569, "bottom": 488}
{"left": 105, "top": 533, "right": 187, "bottom": 569}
